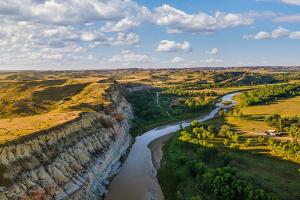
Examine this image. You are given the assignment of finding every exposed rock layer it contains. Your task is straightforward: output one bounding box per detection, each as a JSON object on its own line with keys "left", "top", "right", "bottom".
{"left": 0, "top": 84, "right": 133, "bottom": 200}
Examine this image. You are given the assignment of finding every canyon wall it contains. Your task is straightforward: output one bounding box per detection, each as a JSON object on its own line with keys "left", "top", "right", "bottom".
{"left": 0, "top": 84, "right": 133, "bottom": 200}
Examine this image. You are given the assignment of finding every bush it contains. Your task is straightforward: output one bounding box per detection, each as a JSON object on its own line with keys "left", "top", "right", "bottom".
{"left": 245, "top": 138, "right": 252, "bottom": 146}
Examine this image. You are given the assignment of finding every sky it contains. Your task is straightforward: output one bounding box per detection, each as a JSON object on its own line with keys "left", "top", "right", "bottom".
{"left": 0, "top": 0, "right": 300, "bottom": 70}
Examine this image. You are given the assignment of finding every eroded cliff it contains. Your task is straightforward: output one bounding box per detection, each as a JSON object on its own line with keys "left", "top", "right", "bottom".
{"left": 0, "top": 84, "right": 133, "bottom": 200}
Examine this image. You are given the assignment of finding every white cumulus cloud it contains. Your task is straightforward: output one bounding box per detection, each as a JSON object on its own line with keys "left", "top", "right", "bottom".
{"left": 171, "top": 57, "right": 184, "bottom": 63}
{"left": 205, "top": 48, "right": 219, "bottom": 55}
{"left": 153, "top": 4, "right": 254, "bottom": 34}
{"left": 156, "top": 40, "right": 191, "bottom": 52}
{"left": 0, "top": 0, "right": 147, "bottom": 25}
{"left": 271, "top": 26, "right": 290, "bottom": 38}
{"left": 243, "top": 27, "right": 294, "bottom": 40}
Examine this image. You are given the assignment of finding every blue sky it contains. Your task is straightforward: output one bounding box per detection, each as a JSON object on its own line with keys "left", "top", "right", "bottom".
{"left": 0, "top": 0, "right": 300, "bottom": 70}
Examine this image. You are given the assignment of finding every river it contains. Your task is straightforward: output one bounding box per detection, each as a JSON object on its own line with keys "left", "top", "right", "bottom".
{"left": 105, "top": 92, "right": 239, "bottom": 200}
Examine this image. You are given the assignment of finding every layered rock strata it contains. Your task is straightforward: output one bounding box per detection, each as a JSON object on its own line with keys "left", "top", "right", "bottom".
{"left": 0, "top": 84, "right": 133, "bottom": 200}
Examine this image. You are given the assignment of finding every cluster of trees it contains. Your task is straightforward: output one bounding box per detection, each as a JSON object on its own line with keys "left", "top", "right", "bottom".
{"left": 198, "top": 166, "right": 276, "bottom": 200}
{"left": 254, "top": 134, "right": 300, "bottom": 161}
{"left": 126, "top": 89, "right": 170, "bottom": 136}
{"left": 163, "top": 88, "right": 218, "bottom": 97}
{"left": 179, "top": 121, "right": 216, "bottom": 147}
{"left": 179, "top": 122, "right": 242, "bottom": 149}
{"left": 161, "top": 86, "right": 218, "bottom": 112}
{"left": 268, "top": 139, "right": 300, "bottom": 161}
{"left": 237, "top": 84, "right": 300, "bottom": 106}
{"left": 265, "top": 114, "right": 300, "bottom": 145}
{"left": 126, "top": 86, "right": 220, "bottom": 136}
{"left": 127, "top": 89, "right": 168, "bottom": 121}
{"left": 274, "top": 72, "right": 300, "bottom": 82}
{"left": 219, "top": 125, "right": 241, "bottom": 148}
{"left": 183, "top": 97, "right": 214, "bottom": 112}
{"left": 162, "top": 126, "right": 276, "bottom": 200}
{"left": 265, "top": 114, "right": 299, "bottom": 130}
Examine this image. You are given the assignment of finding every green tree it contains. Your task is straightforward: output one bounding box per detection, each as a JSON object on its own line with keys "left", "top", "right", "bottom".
{"left": 258, "top": 136, "right": 266, "bottom": 144}
{"left": 232, "top": 133, "right": 240, "bottom": 144}
{"left": 219, "top": 125, "right": 231, "bottom": 137}
{"left": 288, "top": 124, "right": 300, "bottom": 144}
{"left": 223, "top": 138, "right": 230, "bottom": 146}
{"left": 245, "top": 138, "right": 252, "bottom": 146}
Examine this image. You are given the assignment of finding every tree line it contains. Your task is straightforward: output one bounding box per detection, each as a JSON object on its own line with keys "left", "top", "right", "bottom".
{"left": 236, "top": 84, "right": 300, "bottom": 106}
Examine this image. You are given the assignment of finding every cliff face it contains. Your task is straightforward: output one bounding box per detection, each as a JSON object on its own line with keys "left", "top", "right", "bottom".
{"left": 0, "top": 84, "right": 133, "bottom": 200}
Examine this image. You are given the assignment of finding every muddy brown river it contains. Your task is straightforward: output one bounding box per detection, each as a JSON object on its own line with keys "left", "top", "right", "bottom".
{"left": 105, "top": 92, "right": 239, "bottom": 200}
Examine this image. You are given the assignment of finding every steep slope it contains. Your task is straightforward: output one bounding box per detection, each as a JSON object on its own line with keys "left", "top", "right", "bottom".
{"left": 0, "top": 84, "right": 133, "bottom": 200}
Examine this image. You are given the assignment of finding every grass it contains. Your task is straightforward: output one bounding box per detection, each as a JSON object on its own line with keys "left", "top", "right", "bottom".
{"left": 241, "top": 95, "right": 300, "bottom": 117}
{"left": 0, "top": 72, "right": 113, "bottom": 143}
{"left": 231, "top": 151, "right": 300, "bottom": 200}
{"left": 0, "top": 111, "right": 80, "bottom": 144}
{"left": 225, "top": 116, "right": 270, "bottom": 135}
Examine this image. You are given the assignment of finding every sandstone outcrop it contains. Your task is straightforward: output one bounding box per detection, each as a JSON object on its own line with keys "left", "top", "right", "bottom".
{"left": 0, "top": 84, "right": 133, "bottom": 200}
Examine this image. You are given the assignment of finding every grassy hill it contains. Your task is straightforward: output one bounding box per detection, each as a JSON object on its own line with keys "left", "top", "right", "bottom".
{"left": 0, "top": 72, "right": 113, "bottom": 143}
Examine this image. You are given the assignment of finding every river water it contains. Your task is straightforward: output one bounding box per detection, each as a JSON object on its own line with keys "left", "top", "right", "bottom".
{"left": 105, "top": 92, "right": 239, "bottom": 200}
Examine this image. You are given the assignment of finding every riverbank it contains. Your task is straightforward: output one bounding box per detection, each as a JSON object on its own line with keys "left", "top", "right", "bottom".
{"left": 148, "top": 133, "right": 174, "bottom": 169}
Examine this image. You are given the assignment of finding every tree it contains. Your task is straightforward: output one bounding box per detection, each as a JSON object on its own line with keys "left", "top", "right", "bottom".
{"left": 245, "top": 138, "right": 252, "bottom": 146}
{"left": 207, "top": 124, "right": 216, "bottom": 134}
{"left": 179, "top": 130, "right": 192, "bottom": 142}
{"left": 288, "top": 124, "right": 300, "bottom": 145}
{"left": 257, "top": 136, "right": 266, "bottom": 145}
{"left": 223, "top": 138, "right": 230, "bottom": 146}
{"left": 232, "top": 133, "right": 240, "bottom": 144}
{"left": 219, "top": 125, "right": 231, "bottom": 137}
{"left": 191, "top": 120, "right": 199, "bottom": 127}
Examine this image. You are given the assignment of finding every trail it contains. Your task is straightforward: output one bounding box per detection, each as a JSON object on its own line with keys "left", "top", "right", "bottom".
{"left": 156, "top": 92, "right": 172, "bottom": 118}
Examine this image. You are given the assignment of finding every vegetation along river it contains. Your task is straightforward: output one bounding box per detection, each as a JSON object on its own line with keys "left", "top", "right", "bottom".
{"left": 105, "top": 92, "right": 240, "bottom": 200}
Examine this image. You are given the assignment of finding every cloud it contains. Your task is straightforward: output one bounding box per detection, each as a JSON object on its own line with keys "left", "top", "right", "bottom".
{"left": 101, "top": 17, "right": 141, "bottom": 32}
{"left": 271, "top": 26, "right": 289, "bottom": 38}
{"left": 153, "top": 4, "right": 254, "bottom": 34}
{"left": 205, "top": 48, "right": 219, "bottom": 55}
{"left": 81, "top": 31, "right": 104, "bottom": 42}
{"left": 156, "top": 40, "right": 191, "bottom": 52}
{"left": 100, "top": 6, "right": 151, "bottom": 32}
{"left": 289, "top": 31, "right": 300, "bottom": 39}
{"left": 109, "top": 32, "right": 140, "bottom": 46}
{"left": 171, "top": 57, "right": 184, "bottom": 63}
{"left": 0, "top": 18, "right": 142, "bottom": 69}
{"left": 0, "top": 0, "right": 147, "bottom": 25}
{"left": 274, "top": 14, "right": 300, "bottom": 23}
{"left": 280, "top": 0, "right": 300, "bottom": 6}
{"left": 244, "top": 31, "right": 271, "bottom": 40}
{"left": 108, "top": 50, "right": 148, "bottom": 63}
{"left": 243, "top": 26, "right": 292, "bottom": 40}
